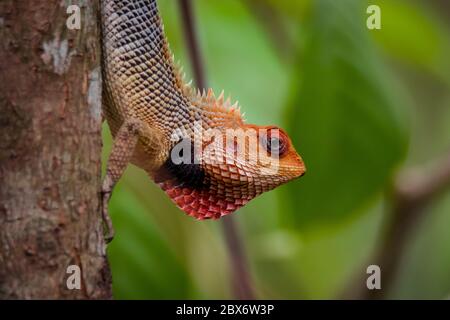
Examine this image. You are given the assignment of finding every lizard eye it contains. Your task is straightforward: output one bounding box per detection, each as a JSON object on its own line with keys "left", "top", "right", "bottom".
{"left": 264, "top": 131, "right": 287, "bottom": 157}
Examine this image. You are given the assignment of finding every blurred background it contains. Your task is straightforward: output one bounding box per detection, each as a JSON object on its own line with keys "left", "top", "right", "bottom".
{"left": 102, "top": 0, "right": 450, "bottom": 299}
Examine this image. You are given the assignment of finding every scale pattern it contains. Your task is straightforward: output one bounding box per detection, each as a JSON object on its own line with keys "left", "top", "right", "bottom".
{"left": 101, "top": 0, "right": 306, "bottom": 219}
{"left": 101, "top": 0, "right": 192, "bottom": 136}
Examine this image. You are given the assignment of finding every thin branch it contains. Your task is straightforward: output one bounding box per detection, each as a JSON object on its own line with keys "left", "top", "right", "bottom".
{"left": 222, "top": 216, "right": 255, "bottom": 300}
{"left": 344, "top": 150, "right": 450, "bottom": 299}
{"left": 396, "top": 151, "right": 450, "bottom": 204}
{"left": 177, "top": 0, "right": 255, "bottom": 300}
{"left": 431, "top": 0, "right": 450, "bottom": 19}
{"left": 178, "top": 0, "right": 207, "bottom": 89}
{"left": 243, "top": 0, "right": 296, "bottom": 62}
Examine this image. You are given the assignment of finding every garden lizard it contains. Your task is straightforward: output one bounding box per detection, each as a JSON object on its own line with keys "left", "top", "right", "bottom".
{"left": 100, "top": 0, "right": 306, "bottom": 241}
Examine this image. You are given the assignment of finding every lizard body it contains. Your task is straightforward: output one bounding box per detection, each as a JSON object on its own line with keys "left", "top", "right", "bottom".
{"left": 101, "top": 0, "right": 306, "bottom": 240}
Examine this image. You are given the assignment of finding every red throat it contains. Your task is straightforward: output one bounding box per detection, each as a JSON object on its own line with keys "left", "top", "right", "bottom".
{"left": 158, "top": 181, "right": 249, "bottom": 219}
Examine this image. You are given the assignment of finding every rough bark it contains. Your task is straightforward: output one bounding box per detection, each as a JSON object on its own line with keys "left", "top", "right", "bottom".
{"left": 0, "top": 0, "right": 111, "bottom": 299}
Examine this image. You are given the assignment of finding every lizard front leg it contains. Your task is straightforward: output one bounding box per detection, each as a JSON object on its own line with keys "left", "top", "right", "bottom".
{"left": 101, "top": 118, "right": 145, "bottom": 243}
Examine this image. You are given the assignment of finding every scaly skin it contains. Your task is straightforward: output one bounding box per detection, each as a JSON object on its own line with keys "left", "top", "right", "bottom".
{"left": 100, "top": 0, "right": 306, "bottom": 241}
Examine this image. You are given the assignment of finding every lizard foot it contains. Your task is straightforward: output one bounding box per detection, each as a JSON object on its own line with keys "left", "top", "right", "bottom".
{"left": 101, "top": 188, "right": 115, "bottom": 243}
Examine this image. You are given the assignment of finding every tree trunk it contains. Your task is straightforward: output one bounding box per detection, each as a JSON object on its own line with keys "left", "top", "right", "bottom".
{"left": 0, "top": 0, "right": 111, "bottom": 299}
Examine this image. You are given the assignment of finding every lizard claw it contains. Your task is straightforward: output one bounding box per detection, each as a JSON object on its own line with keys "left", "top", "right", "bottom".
{"left": 101, "top": 188, "right": 115, "bottom": 243}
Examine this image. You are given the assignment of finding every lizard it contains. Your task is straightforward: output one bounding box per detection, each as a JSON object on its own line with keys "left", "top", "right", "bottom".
{"left": 100, "top": 0, "right": 306, "bottom": 242}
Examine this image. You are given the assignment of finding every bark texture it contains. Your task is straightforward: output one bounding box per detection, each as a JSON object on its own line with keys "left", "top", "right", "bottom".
{"left": 0, "top": 0, "right": 111, "bottom": 299}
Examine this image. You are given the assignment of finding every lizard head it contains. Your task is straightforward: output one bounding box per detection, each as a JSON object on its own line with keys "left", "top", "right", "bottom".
{"left": 156, "top": 122, "right": 305, "bottom": 220}
{"left": 154, "top": 88, "right": 305, "bottom": 219}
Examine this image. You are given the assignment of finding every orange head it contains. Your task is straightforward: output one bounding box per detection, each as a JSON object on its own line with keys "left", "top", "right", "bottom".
{"left": 156, "top": 121, "right": 305, "bottom": 219}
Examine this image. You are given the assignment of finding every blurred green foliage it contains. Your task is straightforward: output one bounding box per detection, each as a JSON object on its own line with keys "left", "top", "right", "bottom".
{"left": 103, "top": 0, "right": 450, "bottom": 299}
{"left": 284, "top": 0, "right": 407, "bottom": 230}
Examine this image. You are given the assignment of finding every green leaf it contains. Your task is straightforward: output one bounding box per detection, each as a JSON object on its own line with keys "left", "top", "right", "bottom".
{"left": 107, "top": 186, "right": 194, "bottom": 299}
{"left": 371, "top": 0, "right": 450, "bottom": 84}
{"left": 282, "top": 0, "right": 408, "bottom": 230}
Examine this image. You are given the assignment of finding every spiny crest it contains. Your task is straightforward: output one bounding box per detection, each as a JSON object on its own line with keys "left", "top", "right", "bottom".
{"left": 169, "top": 53, "right": 244, "bottom": 125}
{"left": 191, "top": 88, "right": 244, "bottom": 122}
{"left": 171, "top": 56, "right": 195, "bottom": 97}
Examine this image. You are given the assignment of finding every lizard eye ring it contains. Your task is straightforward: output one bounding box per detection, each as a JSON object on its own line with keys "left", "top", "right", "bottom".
{"left": 263, "top": 129, "right": 288, "bottom": 157}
